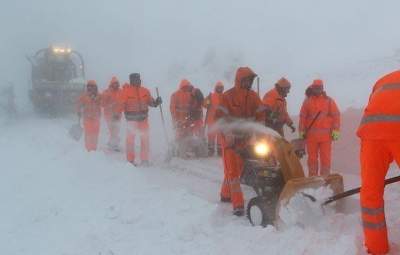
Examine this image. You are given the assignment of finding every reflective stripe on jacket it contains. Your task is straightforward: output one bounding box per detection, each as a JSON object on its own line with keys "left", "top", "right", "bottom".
{"left": 101, "top": 88, "right": 121, "bottom": 119}
{"left": 215, "top": 67, "right": 264, "bottom": 122}
{"left": 77, "top": 93, "right": 101, "bottom": 120}
{"left": 170, "top": 80, "right": 194, "bottom": 123}
{"left": 119, "top": 84, "right": 154, "bottom": 121}
{"left": 299, "top": 94, "right": 340, "bottom": 142}
{"left": 357, "top": 70, "right": 400, "bottom": 139}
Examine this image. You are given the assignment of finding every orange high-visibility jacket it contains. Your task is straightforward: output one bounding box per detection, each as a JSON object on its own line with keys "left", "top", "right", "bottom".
{"left": 204, "top": 85, "right": 224, "bottom": 125}
{"left": 101, "top": 86, "right": 121, "bottom": 120}
{"left": 215, "top": 67, "right": 265, "bottom": 122}
{"left": 119, "top": 84, "right": 155, "bottom": 121}
{"left": 77, "top": 93, "right": 102, "bottom": 120}
{"left": 170, "top": 79, "right": 194, "bottom": 123}
{"left": 190, "top": 88, "right": 204, "bottom": 121}
{"left": 299, "top": 93, "right": 340, "bottom": 142}
{"left": 263, "top": 87, "right": 293, "bottom": 126}
{"left": 357, "top": 70, "right": 400, "bottom": 140}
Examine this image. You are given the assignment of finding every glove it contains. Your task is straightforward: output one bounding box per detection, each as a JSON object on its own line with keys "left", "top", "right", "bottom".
{"left": 299, "top": 131, "right": 305, "bottom": 139}
{"left": 155, "top": 96, "right": 162, "bottom": 106}
{"left": 332, "top": 130, "right": 340, "bottom": 141}
{"left": 288, "top": 124, "right": 296, "bottom": 133}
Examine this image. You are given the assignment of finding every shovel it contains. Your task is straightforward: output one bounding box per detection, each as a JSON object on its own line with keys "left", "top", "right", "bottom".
{"left": 69, "top": 115, "right": 83, "bottom": 141}
{"left": 302, "top": 175, "right": 400, "bottom": 206}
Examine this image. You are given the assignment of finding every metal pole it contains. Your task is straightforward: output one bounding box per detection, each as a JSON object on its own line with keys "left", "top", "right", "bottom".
{"left": 156, "top": 87, "right": 169, "bottom": 142}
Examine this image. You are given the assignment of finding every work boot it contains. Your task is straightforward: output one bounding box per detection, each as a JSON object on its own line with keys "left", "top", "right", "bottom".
{"left": 233, "top": 206, "right": 245, "bottom": 217}
{"left": 220, "top": 197, "right": 231, "bottom": 203}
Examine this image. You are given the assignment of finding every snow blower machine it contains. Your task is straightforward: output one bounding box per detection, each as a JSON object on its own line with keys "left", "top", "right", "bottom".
{"left": 27, "top": 46, "right": 86, "bottom": 116}
{"left": 172, "top": 121, "right": 208, "bottom": 159}
{"left": 240, "top": 134, "right": 344, "bottom": 227}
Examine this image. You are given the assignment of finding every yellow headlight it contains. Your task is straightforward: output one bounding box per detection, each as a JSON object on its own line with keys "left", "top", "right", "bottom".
{"left": 52, "top": 47, "right": 71, "bottom": 54}
{"left": 254, "top": 142, "right": 270, "bottom": 157}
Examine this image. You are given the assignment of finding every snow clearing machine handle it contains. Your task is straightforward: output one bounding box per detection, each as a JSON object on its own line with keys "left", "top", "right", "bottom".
{"left": 303, "top": 175, "right": 400, "bottom": 206}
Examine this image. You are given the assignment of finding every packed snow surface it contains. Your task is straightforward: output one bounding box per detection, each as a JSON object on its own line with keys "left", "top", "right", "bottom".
{"left": 2, "top": 116, "right": 400, "bottom": 254}
{"left": 279, "top": 186, "right": 335, "bottom": 228}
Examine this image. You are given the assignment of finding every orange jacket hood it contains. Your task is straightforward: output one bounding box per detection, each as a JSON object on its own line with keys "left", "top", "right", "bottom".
{"left": 179, "top": 79, "right": 192, "bottom": 89}
{"left": 276, "top": 77, "right": 291, "bottom": 88}
{"left": 234, "top": 67, "right": 257, "bottom": 88}
{"left": 108, "top": 76, "right": 119, "bottom": 88}
{"left": 214, "top": 81, "right": 224, "bottom": 90}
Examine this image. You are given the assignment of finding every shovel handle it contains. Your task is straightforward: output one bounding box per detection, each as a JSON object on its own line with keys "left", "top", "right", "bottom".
{"left": 323, "top": 175, "right": 400, "bottom": 206}
{"left": 155, "top": 87, "right": 168, "bottom": 141}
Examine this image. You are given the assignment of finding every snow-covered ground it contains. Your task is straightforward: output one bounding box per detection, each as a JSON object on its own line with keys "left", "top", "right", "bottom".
{"left": 1, "top": 116, "right": 400, "bottom": 255}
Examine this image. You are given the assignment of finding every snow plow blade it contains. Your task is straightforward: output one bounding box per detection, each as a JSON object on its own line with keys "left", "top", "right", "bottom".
{"left": 272, "top": 137, "right": 344, "bottom": 227}
{"left": 277, "top": 174, "right": 344, "bottom": 207}
{"left": 274, "top": 174, "right": 344, "bottom": 226}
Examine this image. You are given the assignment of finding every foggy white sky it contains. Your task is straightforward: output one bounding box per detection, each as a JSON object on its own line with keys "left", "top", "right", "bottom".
{"left": 1, "top": 0, "right": 400, "bottom": 113}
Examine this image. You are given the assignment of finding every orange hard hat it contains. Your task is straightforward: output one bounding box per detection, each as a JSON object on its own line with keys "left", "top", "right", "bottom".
{"left": 276, "top": 77, "right": 291, "bottom": 88}
{"left": 311, "top": 79, "right": 324, "bottom": 88}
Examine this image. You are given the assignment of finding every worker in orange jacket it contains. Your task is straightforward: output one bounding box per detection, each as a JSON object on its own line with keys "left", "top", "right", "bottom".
{"left": 119, "top": 73, "right": 162, "bottom": 166}
{"left": 357, "top": 70, "right": 400, "bottom": 255}
{"left": 170, "top": 79, "right": 193, "bottom": 139}
{"left": 215, "top": 67, "right": 266, "bottom": 216}
{"left": 204, "top": 81, "right": 224, "bottom": 156}
{"left": 262, "top": 77, "right": 295, "bottom": 137}
{"left": 299, "top": 79, "right": 340, "bottom": 176}
{"left": 77, "top": 80, "right": 102, "bottom": 151}
{"left": 189, "top": 87, "right": 205, "bottom": 137}
{"left": 170, "top": 79, "right": 204, "bottom": 141}
{"left": 101, "top": 76, "right": 122, "bottom": 151}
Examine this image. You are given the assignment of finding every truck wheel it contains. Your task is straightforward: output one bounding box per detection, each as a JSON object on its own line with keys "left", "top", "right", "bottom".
{"left": 247, "top": 197, "right": 271, "bottom": 227}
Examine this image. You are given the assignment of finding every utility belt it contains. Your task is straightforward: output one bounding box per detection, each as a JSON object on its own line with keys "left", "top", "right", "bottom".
{"left": 124, "top": 111, "right": 148, "bottom": 121}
